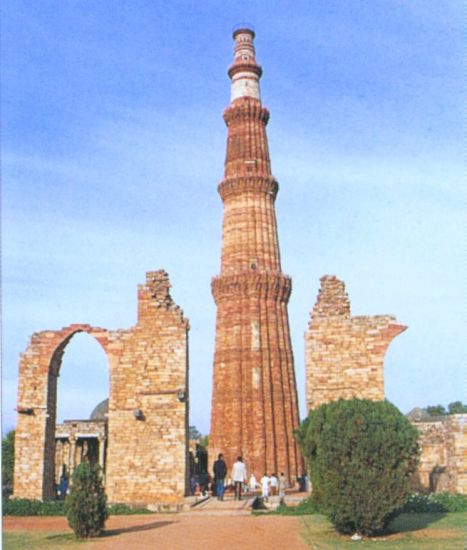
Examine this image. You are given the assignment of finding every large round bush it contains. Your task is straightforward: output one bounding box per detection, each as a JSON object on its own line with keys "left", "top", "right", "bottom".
{"left": 65, "top": 462, "right": 108, "bottom": 538}
{"left": 296, "top": 399, "right": 419, "bottom": 535}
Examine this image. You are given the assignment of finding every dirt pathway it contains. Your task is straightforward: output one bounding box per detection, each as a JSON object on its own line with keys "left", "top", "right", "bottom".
{"left": 4, "top": 513, "right": 308, "bottom": 549}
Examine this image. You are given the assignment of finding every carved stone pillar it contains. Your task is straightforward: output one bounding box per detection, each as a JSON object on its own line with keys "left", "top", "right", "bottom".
{"left": 98, "top": 437, "right": 105, "bottom": 473}
{"left": 69, "top": 437, "right": 77, "bottom": 474}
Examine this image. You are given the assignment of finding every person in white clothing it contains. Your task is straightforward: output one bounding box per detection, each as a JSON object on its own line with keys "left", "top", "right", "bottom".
{"left": 232, "top": 456, "right": 247, "bottom": 500}
{"left": 249, "top": 473, "right": 258, "bottom": 492}
{"left": 269, "top": 473, "right": 278, "bottom": 496}
{"left": 260, "top": 473, "right": 270, "bottom": 501}
{"left": 278, "top": 472, "right": 286, "bottom": 504}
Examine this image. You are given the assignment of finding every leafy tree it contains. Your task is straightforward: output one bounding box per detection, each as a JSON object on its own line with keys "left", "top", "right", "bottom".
{"left": 65, "top": 462, "right": 108, "bottom": 539}
{"left": 2, "top": 430, "right": 15, "bottom": 497}
{"left": 198, "top": 435, "right": 209, "bottom": 450}
{"left": 422, "top": 402, "right": 467, "bottom": 416}
{"left": 424, "top": 404, "right": 447, "bottom": 416}
{"left": 296, "top": 399, "right": 419, "bottom": 536}
{"left": 189, "top": 425, "right": 202, "bottom": 439}
{"left": 447, "top": 401, "right": 467, "bottom": 414}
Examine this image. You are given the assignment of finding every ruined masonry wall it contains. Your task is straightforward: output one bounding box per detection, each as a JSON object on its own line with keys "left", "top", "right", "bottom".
{"left": 305, "top": 275, "right": 406, "bottom": 411}
{"left": 412, "top": 415, "right": 466, "bottom": 494}
{"left": 13, "top": 270, "right": 189, "bottom": 505}
{"left": 105, "top": 271, "right": 189, "bottom": 504}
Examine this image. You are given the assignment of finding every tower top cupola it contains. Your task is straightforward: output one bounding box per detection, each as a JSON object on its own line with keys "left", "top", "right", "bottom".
{"left": 228, "top": 27, "right": 263, "bottom": 103}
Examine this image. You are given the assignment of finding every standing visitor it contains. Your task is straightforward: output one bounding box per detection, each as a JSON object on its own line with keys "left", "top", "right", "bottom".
{"left": 199, "top": 471, "right": 209, "bottom": 496}
{"left": 261, "top": 473, "right": 270, "bottom": 502}
{"left": 232, "top": 456, "right": 247, "bottom": 500}
{"left": 270, "top": 473, "right": 278, "bottom": 496}
{"left": 278, "top": 472, "right": 286, "bottom": 504}
{"left": 249, "top": 473, "right": 258, "bottom": 492}
{"left": 213, "top": 453, "right": 227, "bottom": 501}
{"left": 58, "top": 465, "right": 68, "bottom": 499}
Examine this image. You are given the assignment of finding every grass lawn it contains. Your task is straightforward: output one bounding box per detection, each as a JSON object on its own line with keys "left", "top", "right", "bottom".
{"left": 3, "top": 531, "right": 88, "bottom": 549}
{"left": 300, "top": 513, "right": 466, "bottom": 549}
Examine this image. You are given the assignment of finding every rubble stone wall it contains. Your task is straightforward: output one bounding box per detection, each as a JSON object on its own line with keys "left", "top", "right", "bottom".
{"left": 305, "top": 275, "right": 407, "bottom": 411}
{"left": 13, "top": 270, "right": 189, "bottom": 505}
{"left": 412, "top": 414, "right": 466, "bottom": 494}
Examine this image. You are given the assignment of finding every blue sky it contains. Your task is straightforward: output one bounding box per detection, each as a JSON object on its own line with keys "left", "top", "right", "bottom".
{"left": 2, "top": 1, "right": 464, "bottom": 436}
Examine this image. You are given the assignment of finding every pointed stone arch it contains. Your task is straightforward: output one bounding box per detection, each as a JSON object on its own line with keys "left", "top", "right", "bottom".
{"left": 14, "top": 324, "right": 112, "bottom": 500}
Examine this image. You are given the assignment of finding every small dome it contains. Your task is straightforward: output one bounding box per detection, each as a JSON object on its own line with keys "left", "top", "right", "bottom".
{"left": 90, "top": 398, "right": 108, "bottom": 421}
{"left": 406, "top": 407, "right": 431, "bottom": 422}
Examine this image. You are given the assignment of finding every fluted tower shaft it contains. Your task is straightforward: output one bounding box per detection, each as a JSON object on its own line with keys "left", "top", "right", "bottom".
{"left": 210, "top": 29, "right": 301, "bottom": 484}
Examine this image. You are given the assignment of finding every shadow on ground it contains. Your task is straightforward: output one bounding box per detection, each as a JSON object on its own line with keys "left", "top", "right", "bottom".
{"left": 45, "top": 520, "right": 176, "bottom": 541}
{"left": 102, "top": 520, "right": 175, "bottom": 536}
{"left": 387, "top": 513, "right": 446, "bottom": 534}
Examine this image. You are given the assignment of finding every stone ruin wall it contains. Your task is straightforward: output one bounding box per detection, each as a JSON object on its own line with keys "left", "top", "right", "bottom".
{"left": 305, "top": 275, "right": 406, "bottom": 411}
{"left": 105, "top": 271, "right": 189, "bottom": 505}
{"left": 305, "top": 275, "right": 466, "bottom": 495}
{"left": 411, "top": 414, "right": 466, "bottom": 494}
{"left": 13, "top": 270, "right": 189, "bottom": 506}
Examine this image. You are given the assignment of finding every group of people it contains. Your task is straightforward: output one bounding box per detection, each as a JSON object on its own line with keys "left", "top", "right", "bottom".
{"left": 212, "top": 454, "right": 287, "bottom": 503}
{"left": 258, "top": 472, "right": 286, "bottom": 502}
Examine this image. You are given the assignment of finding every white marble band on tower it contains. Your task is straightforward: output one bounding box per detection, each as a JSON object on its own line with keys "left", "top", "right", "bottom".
{"left": 229, "top": 28, "right": 262, "bottom": 102}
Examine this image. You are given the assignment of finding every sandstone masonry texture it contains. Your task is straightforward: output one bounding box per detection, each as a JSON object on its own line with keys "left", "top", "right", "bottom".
{"left": 209, "top": 29, "right": 301, "bottom": 484}
{"left": 410, "top": 414, "right": 466, "bottom": 494}
{"left": 14, "top": 270, "right": 189, "bottom": 505}
{"left": 305, "top": 275, "right": 406, "bottom": 410}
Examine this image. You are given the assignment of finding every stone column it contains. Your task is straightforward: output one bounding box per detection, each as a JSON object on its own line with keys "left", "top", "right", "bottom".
{"left": 69, "top": 437, "right": 77, "bottom": 474}
{"left": 98, "top": 437, "right": 106, "bottom": 473}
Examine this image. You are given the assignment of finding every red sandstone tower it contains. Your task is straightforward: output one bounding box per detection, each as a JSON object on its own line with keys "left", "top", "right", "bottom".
{"left": 210, "top": 28, "right": 301, "bottom": 484}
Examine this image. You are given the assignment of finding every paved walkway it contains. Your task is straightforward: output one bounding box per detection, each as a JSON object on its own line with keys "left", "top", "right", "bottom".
{"left": 187, "top": 494, "right": 254, "bottom": 515}
{"left": 187, "top": 490, "right": 307, "bottom": 514}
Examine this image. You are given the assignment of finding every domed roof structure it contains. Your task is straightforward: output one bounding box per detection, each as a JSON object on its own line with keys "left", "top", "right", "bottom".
{"left": 90, "top": 398, "right": 108, "bottom": 421}
{"left": 406, "top": 407, "right": 431, "bottom": 422}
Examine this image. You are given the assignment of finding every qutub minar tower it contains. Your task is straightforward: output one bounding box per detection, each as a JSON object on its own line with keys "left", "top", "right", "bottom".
{"left": 210, "top": 28, "right": 301, "bottom": 484}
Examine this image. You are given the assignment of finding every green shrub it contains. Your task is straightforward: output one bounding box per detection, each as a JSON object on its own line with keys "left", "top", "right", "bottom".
{"left": 2, "top": 430, "right": 15, "bottom": 497}
{"left": 3, "top": 497, "right": 154, "bottom": 517}
{"left": 65, "top": 462, "right": 108, "bottom": 538}
{"left": 275, "top": 495, "right": 321, "bottom": 516}
{"left": 402, "top": 492, "right": 467, "bottom": 513}
{"left": 401, "top": 493, "right": 445, "bottom": 513}
{"left": 434, "top": 492, "right": 467, "bottom": 512}
{"left": 39, "top": 499, "right": 68, "bottom": 516}
{"left": 296, "top": 398, "right": 419, "bottom": 536}
{"left": 3, "top": 498, "right": 66, "bottom": 516}
{"left": 3, "top": 498, "right": 43, "bottom": 516}
{"left": 107, "top": 503, "right": 153, "bottom": 515}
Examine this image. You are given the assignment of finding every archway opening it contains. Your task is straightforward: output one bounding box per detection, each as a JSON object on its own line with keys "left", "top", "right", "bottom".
{"left": 56, "top": 332, "right": 109, "bottom": 422}
{"left": 54, "top": 332, "right": 109, "bottom": 497}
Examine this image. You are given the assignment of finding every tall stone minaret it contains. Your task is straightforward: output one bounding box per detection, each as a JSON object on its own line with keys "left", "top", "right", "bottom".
{"left": 210, "top": 28, "right": 301, "bottom": 484}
